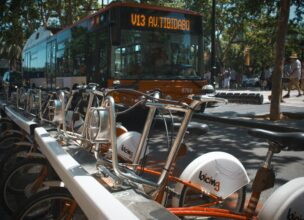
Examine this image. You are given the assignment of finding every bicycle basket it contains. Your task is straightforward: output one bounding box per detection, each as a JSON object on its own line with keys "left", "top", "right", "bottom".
{"left": 16, "top": 87, "right": 28, "bottom": 109}
{"left": 49, "top": 99, "right": 64, "bottom": 123}
{"left": 86, "top": 106, "right": 110, "bottom": 143}
{"left": 27, "top": 90, "right": 41, "bottom": 115}
{"left": 19, "top": 92, "right": 28, "bottom": 109}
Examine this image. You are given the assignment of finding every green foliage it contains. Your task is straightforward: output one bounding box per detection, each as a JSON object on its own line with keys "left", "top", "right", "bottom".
{"left": 157, "top": 0, "right": 303, "bottom": 75}
{"left": 0, "top": 0, "right": 100, "bottom": 69}
{"left": 0, "top": 0, "right": 303, "bottom": 72}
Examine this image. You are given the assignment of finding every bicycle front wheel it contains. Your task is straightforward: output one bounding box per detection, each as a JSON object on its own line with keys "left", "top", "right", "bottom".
{"left": 13, "top": 187, "right": 87, "bottom": 220}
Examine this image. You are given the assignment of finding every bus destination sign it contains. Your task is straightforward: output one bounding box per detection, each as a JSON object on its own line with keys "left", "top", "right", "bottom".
{"left": 130, "top": 13, "right": 190, "bottom": 31}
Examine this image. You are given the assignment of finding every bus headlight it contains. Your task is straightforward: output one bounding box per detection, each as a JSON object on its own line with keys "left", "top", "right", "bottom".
{"left": 165, "top": 95, "right": 172, "bottom": 100}
{"left": 202, "top": 84, "right": 215, "bottom": 94}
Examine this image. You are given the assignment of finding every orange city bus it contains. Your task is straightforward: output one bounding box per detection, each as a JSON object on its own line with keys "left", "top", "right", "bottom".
{"left": 22, "top": 2, "right": 207, "bottom": 105}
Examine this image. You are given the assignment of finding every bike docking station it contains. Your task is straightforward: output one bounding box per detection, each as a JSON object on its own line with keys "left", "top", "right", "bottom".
{"left": 0, "top": 89, "right": 179, "bottom": 220}
{"left": 1, "top": 87, "right": 304, "bottom": 220}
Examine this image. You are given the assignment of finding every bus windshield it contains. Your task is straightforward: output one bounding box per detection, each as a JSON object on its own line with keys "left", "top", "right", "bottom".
{"left": 111, "top": 29, "right": 201, "bottom": 80}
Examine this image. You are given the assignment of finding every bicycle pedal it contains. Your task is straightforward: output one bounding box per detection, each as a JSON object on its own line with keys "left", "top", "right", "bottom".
{"left": 99, "top": 176, "right": 116, "bottom": 188}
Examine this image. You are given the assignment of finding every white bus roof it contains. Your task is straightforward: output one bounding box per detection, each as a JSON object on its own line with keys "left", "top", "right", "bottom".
{"left": 23, "top": 27, "right": 54, "bottom": 50}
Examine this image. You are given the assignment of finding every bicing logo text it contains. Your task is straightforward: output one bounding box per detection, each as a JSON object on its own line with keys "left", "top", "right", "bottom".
{"left": 287, "top": 208, "right": 304, "bottom": 220}
{"left": 198, "top": 171, "right": 220, "bottom": 191}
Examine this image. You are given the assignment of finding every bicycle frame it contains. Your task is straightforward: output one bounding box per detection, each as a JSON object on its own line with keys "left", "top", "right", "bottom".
{"left": 96, "top": 93, "right": 249, "bottom": 207}
{"left": 110, "top": 96, "right": 200, "bottom": 190}
{"left": 137, "top": 166, "right": 222, "bottom": 207}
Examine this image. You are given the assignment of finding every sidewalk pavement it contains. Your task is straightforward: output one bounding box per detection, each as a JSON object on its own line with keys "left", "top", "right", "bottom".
{"left": 196, "top": 89, "right": 304, "bottom": 132}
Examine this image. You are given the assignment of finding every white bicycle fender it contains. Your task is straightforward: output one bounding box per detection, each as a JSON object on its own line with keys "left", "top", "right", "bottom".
{"left": 117, "top": 131, "right": 148, "bottom": 162}
{"left": 65, "top": 110, "right": 84, "bottom": 131}
{"left": 172, "top": 151, "right": 250, "bottom": 207}
{"left": 258, "top": 177, "right": 304, "bottom": 220}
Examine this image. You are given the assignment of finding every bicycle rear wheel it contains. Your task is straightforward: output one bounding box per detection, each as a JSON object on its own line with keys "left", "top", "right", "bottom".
{"left": 0, "top": 144, "right": 32, "bottom": 178}
{"left": 0, "top": 132, "right": 26, "bottom": 159}
{"left": 13, "top": 187, "right": 87, "bottom": 220}
{"left": 0, "top": 158, "right": 51, "bottom": 214}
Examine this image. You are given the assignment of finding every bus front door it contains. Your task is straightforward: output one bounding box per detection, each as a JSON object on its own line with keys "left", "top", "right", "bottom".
{"left": 46, "top": 40, "right": 56, "bottom": 89}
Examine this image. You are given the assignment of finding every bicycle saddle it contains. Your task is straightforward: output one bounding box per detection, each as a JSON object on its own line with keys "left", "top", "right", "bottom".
{"left": 248, "top": 129, "right": 304, "bottom": 151}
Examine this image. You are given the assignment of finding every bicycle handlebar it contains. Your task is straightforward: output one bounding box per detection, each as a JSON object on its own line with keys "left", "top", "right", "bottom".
{"left": 144, "top": 94, "right": 227, "bottom": 112}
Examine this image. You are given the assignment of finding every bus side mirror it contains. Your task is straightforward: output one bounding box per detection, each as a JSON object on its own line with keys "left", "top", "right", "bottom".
{"left": 109, "top": 8, "right": 121, "bottom": 46}
{"left": 113, "top": 80, "right": 121, "bottom": 88}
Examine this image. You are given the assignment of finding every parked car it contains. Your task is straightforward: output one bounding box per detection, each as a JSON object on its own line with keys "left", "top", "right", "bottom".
{"left": 2, "top": 70, "right": 23, "bottom": 96}
{"left": 241, "top": 75, "right": 259, "bottom": 88}
{"left": 0, "top": 71, "right": 5, "bottom": 91}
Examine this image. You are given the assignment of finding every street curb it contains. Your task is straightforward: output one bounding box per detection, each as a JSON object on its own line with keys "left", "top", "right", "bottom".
{"left": 215, "top": 92, "right": 264, "bottom": 104}
{"left": 194, "top": 113, "right": 304, "bottom": 132}
{"left": 282, "top": 112, "right": 304, "bottom": 119}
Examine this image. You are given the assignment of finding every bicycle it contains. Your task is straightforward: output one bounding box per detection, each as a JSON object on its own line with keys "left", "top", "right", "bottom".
{"left": 96, "top": 93, "right": 249, "bottom": 209}
{"left": 167, "top": 128, "right": 304, "bottom": 219}
{"left": 13, "top": 91, "right": 251, "bottom": 219}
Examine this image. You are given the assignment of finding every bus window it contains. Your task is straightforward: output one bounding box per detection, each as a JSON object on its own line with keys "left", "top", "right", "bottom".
{"left": 87, "top": 30, "right": 109, "bottom": 86}
{"left": 69, "top": 34, "right": 88, "bottom": 76}
{"left": 111, "top": 30, "right": 200, "bottom": 80}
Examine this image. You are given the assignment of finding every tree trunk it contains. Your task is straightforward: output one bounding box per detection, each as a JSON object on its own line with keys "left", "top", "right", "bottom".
{"left": 67, "top": 0, "right": 73, "bottom": 25}
{"left": 270, "top": 0, "right": 291, "bottom": 121}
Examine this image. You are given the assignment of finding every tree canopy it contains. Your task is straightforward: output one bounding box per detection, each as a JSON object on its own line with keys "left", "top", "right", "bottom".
{"left": 0, "top": 0, "right": 101, "bottom": 69}
{"left": 1, "top": 0, "right": 303, "bottom": 72}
